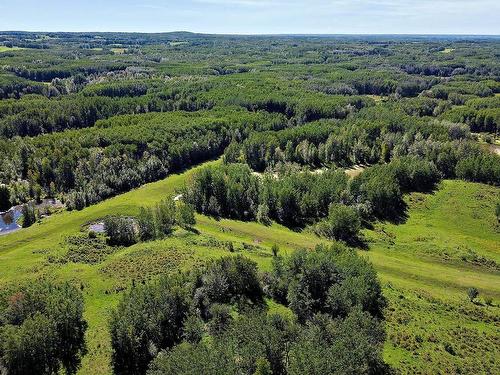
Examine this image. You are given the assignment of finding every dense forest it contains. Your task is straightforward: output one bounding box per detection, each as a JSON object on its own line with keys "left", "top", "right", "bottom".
{"left": 0, "top": 32, "right": 498, "bottom": 213}
{"left": 0, "top": 31, "right": 499, "bottom": 375}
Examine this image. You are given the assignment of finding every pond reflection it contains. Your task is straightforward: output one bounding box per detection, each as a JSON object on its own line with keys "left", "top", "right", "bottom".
{"left": 0, "top": 207, "right": 22, "bottom": 234}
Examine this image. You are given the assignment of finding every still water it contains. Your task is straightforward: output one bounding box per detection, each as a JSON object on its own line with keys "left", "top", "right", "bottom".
{"left": 0, "top": 207, "right": 22, "bottom": 235}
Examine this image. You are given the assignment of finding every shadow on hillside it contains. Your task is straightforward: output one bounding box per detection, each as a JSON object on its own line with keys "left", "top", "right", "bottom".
{"left": 379, "top": 200, "right": 409, "bottom": 225}
{"left": 346, "top": 235, "right": 370, "bottom": 250}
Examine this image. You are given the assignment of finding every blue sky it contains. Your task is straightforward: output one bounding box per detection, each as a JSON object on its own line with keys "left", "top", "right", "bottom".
{"left": 0, "top": 0, "right": 498, "bottom": 35}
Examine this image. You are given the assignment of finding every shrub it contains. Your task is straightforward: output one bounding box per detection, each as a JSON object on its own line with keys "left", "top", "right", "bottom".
{"left": 21, "top": 202, "right": 36, "bottom": 228}
{"left": 182, "top": 315, "right": 205, "bottom": 344}
{"left": 256, "top": 203, "right": 271, "bottom": 225}
{"left": 467, "top": 287, "right": 479, "bottom": 302}
{"left": 207, "top": 304, "right": 233, "bottom": 336}
{"left": 315, "top": 203, "right": 361, "bottom": 242}
{"left": 137, "top": 206, "right": 156, "bottom": 241}
{"left": 176, "top": 201, "right": 196, "bottom": 229}
{"left": 104, "top": 216, "right": 137, "bottom": 246}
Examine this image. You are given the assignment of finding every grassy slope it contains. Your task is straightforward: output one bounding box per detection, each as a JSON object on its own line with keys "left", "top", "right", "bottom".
{"left": 0, "top": 162, "right": 499, "bottom": 374}
{"left": 366, "top": 181, "right": 500, "bottom": 373}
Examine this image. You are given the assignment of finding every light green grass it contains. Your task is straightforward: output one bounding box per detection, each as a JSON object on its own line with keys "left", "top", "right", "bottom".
{"left": 365, "top": 180, "right": 500, "bottom": 373}
{"left": 0, "top": 46, "right": 23, "bottom": 52}
{"left": 110, "top": 48, "right": 126, "bottom": 54}
{"left": 1, "top": 161, "right": 498, "bottom": 374}
{"left": 169, "top": 41, "right": 189, "bottom": 47}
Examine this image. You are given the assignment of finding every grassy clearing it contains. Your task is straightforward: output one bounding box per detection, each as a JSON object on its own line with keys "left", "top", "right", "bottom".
{"left": 366, "top": 94, "right": 388, "bottom": 103}
{"left": 441, "top": 48, "right": 455, "bottom": 53}
{"left": 0, "top": 161, "right": 498, "bottom": 374}
{"left": 169, "top": 41, "right": 189, "bottom": 46}
{"left": 0, "top": 46, "right": 23, "bottom": 52}
{"left": 110, "top": 48, "right": 126, "bottom": 54}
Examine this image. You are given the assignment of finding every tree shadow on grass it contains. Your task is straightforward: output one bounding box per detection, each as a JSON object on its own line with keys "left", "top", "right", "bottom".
{"left": 345, "top": 235, "right": 370, "bottom": 250}
{"left": 376, "top": 200, "right": 409, "bottom": 225}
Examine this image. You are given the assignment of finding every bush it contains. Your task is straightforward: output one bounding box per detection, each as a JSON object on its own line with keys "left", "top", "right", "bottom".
{"left": 182, "top": 315, "right": 205, "bottom": 344}
{"left": 352, "top": 166, "right": 404, "bottom": 219}
{"left": 456, "top": 153, "right": 500, "bottom": 185}
{"left": 467, "top": 287, "right": 479, "bottom": 302}
{"left": 315, "top": 203, "right": 361, "bottom": 242}
{"left": 207, "top": 304, "right": 233, "bottom": 336}
{"left": 137, "top": 207, "right": 156, "bottom": 241}
{"left": 104, "top": 216, "right": 137, "bottom": 246}
{"left": 21, "top": 202, "right": 36, "bottom": 228}
{"left": 288, "top": 309, "right": 387, "bottom": 375}
{"left": 175, "top": 201, "right": 196, "bottom": 229}
{"left": 192, "top": 255, "right": 264, "bottom": 316}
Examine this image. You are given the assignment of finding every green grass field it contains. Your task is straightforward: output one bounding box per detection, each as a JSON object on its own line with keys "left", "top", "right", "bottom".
{"left": 0, "top": 46, "right": 23, "bottom": 52}
{"left": 110, "top": 48, "right": 126, "bottom": 54}
{"left": 0, "top": 161, "right": 498, "bottom": 374}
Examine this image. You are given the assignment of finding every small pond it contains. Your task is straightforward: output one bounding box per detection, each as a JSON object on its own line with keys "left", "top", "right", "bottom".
{"left": 0, "top": 207, "right": 22, "bottom": 235}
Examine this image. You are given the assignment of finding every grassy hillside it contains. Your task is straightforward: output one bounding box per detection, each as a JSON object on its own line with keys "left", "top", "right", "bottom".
{"left": 0, "top": 162, "right": 498, "bottom": 374}
{"left": 366, "top": 181, "right": 500, "bottom": 373}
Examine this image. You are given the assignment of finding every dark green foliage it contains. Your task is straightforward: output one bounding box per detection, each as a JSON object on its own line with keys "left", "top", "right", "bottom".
{"left": 109, "top": 241, "right": 386, "bottom": 374}
{"left": 175, "top": 201, "right": 196, "bottom": 229}
{"left": 148, "top": 306, "right": 387, "bottom": 375}
{"left": 148, "top": 313, "right": 298, "bottom": 375}
{"left": 110, "top": 256, "right": 264, "bottom": 374}
{"left": 315, "top": 203, "right": 361, "bottom": 242}
{"left": 185, "top": 163, "right": 350, "bottom": 226}
{"left": 0, "top": 109, "right": 282, "bottom": 210}
{"left": 388, "top": 157, "right": 441, "bottom": 193}
{"left": 288, "top": 309, "right": 387, "bottom": 375}
{"left": 186, "top": 154, "right": 449, "bottom": 227}
{"left": 154, "top": 199, "right": 177, "bottom": 236}
{"left": 207, "top": 304, "right": 233, "bottom": 336}
{"left": 191, "top": 255, "right": 264, "bottom": 316}
{"left": 441, "top": 96, "right": 500, "bottom": 132}
{"left": 104, "top": 216, "right": 137, "bottom": 246}
{"left": 1, "top": 34, "right": 499, "bottom": 213}
{"left": 350, "top": 165, "right": 404, "bottom": 219}
{"left": 21, "top": 203, "right": 36, "bottom": 228}
{"left": 137, "top": 206, "right": 156, "bottom": 241}
{"left": 0, "top": 185, "right": 10, "bottom": 211}
{"left": 109, "top": 276, "right": 190, "bottom": 375}
{"left": 0, "top": 282, "right": 87, "bottom": 375}
{"left": 467, "top": 287, "right": 479, "bottom": 302}
{"left": 264, "top": 245, "right": 385, "bottom": 323}
{"left": 182, "top": 315, "right": 205, "bottom": 344}
{"left": 184, "top": 163, "right": 260, "bottom": 219}
{"left": 455, "top": 153, "right": 500, "bottom": 185}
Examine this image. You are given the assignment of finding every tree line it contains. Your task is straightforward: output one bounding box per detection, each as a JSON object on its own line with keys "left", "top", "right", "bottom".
{"left": 183, "top": 156, "right": 441, "bottom": 241}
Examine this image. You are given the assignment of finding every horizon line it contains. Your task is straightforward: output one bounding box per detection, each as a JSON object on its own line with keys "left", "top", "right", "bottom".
{"left": 2, "top": 30, "right": 500, "bottom": 37}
